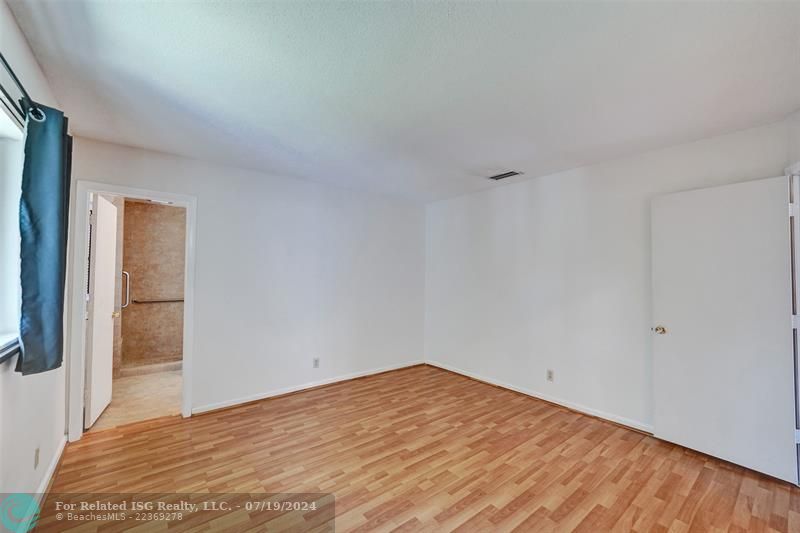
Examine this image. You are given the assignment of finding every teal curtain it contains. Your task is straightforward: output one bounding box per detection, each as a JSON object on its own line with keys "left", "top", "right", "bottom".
{"left": 16, "top": 104, "right": 72, "bottom": 375}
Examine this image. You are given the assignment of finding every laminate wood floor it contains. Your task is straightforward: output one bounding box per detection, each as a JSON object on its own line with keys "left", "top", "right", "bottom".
{"left": 48, "top": 365, "right": 800, "bottom": 532}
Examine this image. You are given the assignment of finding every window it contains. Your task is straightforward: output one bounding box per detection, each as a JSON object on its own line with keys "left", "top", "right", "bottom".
{"left": 0, "top": 113, "right": 24, "bottom": 363}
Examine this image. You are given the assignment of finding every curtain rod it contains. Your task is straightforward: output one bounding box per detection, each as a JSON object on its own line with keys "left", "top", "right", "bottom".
{"left": 0, "top": 50, "right": 35, "bottom": 125}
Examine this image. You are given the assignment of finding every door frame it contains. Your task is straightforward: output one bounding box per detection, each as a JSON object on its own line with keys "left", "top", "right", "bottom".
{"left": 66, "top": 180, "right": 198, "bottom": 442}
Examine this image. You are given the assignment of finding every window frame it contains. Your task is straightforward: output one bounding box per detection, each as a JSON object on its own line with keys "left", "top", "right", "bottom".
{"left": 0, "top": 105, "right": 24, "bottom": 365}
{"left": 0, "top": 337, "right": 19, "bottom": 364}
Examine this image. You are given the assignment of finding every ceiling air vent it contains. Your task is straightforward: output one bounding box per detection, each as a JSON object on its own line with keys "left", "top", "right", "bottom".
{"left": 487, "top": 171, "right": 523, "bottom": 181}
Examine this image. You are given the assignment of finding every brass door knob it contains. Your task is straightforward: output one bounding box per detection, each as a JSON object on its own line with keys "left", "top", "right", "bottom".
{"left": 653, "top": 325, "right": 667, "bottom": 335}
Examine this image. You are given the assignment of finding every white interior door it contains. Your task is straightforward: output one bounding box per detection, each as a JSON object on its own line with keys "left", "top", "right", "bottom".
{"left": 652, "top": 176, "right": 797, "bottom": 483}
{"left": 85, "top": 195, "right": 118, "bottom": 429}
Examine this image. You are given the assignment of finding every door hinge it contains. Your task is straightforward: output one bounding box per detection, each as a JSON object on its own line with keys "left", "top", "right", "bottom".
{"left": 795, "top": 429, "right": 800, "bottom": 444}
{"left": 793, "top": 315, "right": 800, "bottom": 329}
{"left": 790, "top": 202, "right": 799, "bottom": 217}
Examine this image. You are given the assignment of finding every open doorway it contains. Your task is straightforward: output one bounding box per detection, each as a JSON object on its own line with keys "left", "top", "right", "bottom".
{"left": 84, "top": 193, "right": 188, "bottom": 432}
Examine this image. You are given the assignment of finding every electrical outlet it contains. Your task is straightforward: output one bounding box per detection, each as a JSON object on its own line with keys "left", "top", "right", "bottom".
{"left": 34, "top": 447, "right": 40, "bottom": 469}
{"left": 546, "top": 369, "right": 554, "bottom": 382}
{"left": 313, "top": 357, "right": 320, "bottom": 369}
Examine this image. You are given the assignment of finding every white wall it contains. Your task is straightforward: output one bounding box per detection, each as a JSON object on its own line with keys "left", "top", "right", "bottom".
{"left": 0, "top": 0, "right": 66, "bottom": 493}
{"left": 70, "top": 138, "right": 426, "bottom": 412}
{"left": 425, "top": 118, "right": 797, "bottom": 431}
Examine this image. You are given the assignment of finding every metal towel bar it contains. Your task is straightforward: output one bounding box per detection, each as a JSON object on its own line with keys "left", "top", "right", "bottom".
{"left": 132, "top": 298, "right": 184, "bottom": 304}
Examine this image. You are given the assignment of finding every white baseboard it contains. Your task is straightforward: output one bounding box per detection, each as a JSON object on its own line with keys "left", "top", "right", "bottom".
{"left": 35, "top": 435, "right": 67, "bottom": 496}
{"left": 192, "top": 360, "right": 425, "bottom": 415}
{"left": 425, "top": 360, "right": 654, "bottom": 434}
{"left": 192, "top": 359, "right": 653, "bottom": 433}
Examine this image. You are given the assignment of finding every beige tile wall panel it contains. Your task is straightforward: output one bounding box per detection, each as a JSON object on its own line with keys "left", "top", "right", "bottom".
{"left": 121, "top": 201, "right": 186, "bottom": 367}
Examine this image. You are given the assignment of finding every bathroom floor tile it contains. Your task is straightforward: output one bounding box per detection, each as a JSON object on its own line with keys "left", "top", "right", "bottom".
{"left": 89, "top": 370, "right": 182, "bottom": 432}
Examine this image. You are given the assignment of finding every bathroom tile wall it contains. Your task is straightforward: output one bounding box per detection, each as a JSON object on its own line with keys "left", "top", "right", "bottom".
{"left": 121, "top": 201, "right": 186, "bottom": 367}
{"left": 110, "top": 196, "right": 125, "bottom": 377}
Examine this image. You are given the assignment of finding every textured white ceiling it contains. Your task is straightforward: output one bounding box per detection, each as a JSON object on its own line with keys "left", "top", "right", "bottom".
{"left": 8, "top": 1, "right": 800, "bottom": 202}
